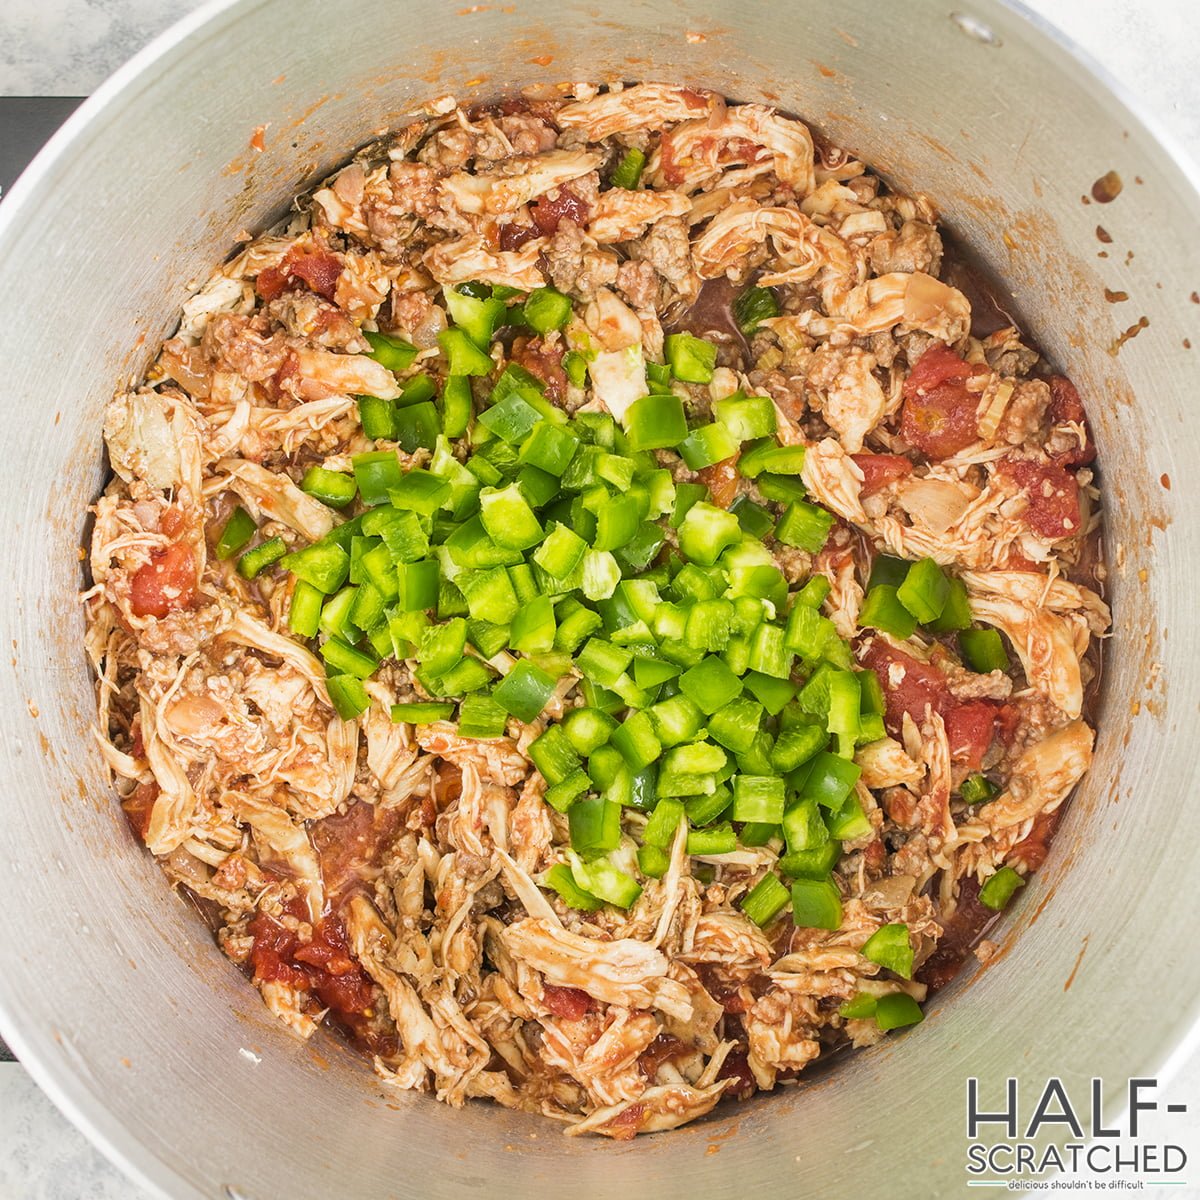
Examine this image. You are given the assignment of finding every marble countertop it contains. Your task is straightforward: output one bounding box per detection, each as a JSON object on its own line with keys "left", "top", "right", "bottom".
{"left": 2, "top": 1, "right": 1199, "bottom": 1197}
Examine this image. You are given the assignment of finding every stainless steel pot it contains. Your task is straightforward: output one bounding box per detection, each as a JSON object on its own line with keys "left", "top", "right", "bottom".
{"left": 0, "top": 1, "right": 1196, "bottom": 1196}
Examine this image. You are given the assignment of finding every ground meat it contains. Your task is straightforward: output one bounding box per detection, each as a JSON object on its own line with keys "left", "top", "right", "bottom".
{"left": 998, "top": 378, "right": 1051, "bottom": 446}
{"left": 264, "top": 293, "right": 361, "bottom": 351}
{"left": 543, "top": 220, "right": 619, "bottom": 298}
{"left": 615, "top": 259, "right": 660, "bottom": 310}
{"left": 202, "top": 313, "right": 289, "bottom": 382}
{"left": 496, "top": 114, "right": 559, "bottom": 157}
{"left": 384, "top": 288, "right": 447, "bottom": 348}
{"left": 391, "top": 161, "right": 444, "bottom": 215}
{"left": 867, "top": 220, "right": 943, "bottom": 276}
{"left": 629, "top": 215, "right": 694, "bottom": 296}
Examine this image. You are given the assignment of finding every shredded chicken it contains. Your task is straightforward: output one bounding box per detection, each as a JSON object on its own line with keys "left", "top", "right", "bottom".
{"left": 85, "top": 85, "right": 1106, "bottom": 1141}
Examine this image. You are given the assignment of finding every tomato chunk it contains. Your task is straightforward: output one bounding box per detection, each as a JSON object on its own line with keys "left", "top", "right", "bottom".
{"left": 860, "top": 641, "right": 996, "bottom": 766}
{"left": 249, "top": 905, "right": 375, "bottom": 1018}
{"left": 715, "top": 1046, "right": 757, "bottom": 1100}
{"left": 542, "top": 984, "right": 593, "bottom": 1020}
{"left": 697, "top": 452, "right": 741, "bottom": 509}
{"left": 995, "top": 457, "right": 1081, "bottom": 540}
{"left": 860, "top": 641, "right": 949, "bottom": 733}
{"left": 852, "top": 453, "right": 913, "bottom": 496}
{"left": 512, "top": 336, "right": 568, "bottom": 401}
{"left": 499, "top": 220, "right": 540, "bottom": 251}
{"left": 900, "top": 344, "right": 982, "bottom": 460}
{"left": 945, "top": 700, "right": 999, "bottom": 770}
{"left": 531, "top": 186, "right": 589, "bottom": 235}
{"left": 1046, "top": 375, "right": 1096, "bottom": 467}
{"left": 129, "top": 541, "right": 197, "bottom": 619}
{"left": 256, "top": 246, "right": 343, "bottom": 302}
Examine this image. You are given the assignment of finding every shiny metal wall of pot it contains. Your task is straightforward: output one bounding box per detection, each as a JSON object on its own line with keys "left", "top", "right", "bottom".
{"left": 0, "top": 1, "right": 1195, "bottom": 1196}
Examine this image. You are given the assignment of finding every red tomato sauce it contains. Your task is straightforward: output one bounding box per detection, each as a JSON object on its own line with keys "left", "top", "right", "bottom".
{"left": 995, "top": 457, "right": 1082, "bottom": 540}
{"left": 129, "top": 542, "right": 197, "bottom": 618}
{"left": 541, "top": 984, "right": 593, "bottom": 1020}
{"left": 531, "top": 186, "right": 589, "bottom": 235}
{"left": 257, "top": 246, "right": 343, "bottom": 302}
{"left": 248, "top": 900, "right": 376, "bottom": 1021}
{"left": 860, "top": 640, "right": 997, "bottom": 767}
{"left": 899, "top": 343, "right": 984, "bottom": 460}
{"left": 852, "top": 453, "right": 913, "bottom": 496}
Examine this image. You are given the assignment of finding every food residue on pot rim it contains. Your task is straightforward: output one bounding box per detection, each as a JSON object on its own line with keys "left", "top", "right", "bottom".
{"left": 1108, "top": 315, "right": 1149, "bottom": 355}
{"left": 1103, "top": 288, "right": 1128, "bottom": 303}
{"left": 1091, "top": 170, "right": 1123, "bottom": 203}
{"left": 1063, "top": 935, "right": 1090, "bottom": 992}
{"left": 1095, "top": 225, "right": 1112, "bottom": 243}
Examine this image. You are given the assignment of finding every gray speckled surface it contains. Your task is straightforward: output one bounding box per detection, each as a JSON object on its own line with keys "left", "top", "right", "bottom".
{"left": 2, "top": 0, "right": 201, "bottom": 96}
{"left": 0, "top": 1065, "right": 147, "bottom": 1198}
{"left": 1, "top": 0, "right": 1198, "bottom": 1197}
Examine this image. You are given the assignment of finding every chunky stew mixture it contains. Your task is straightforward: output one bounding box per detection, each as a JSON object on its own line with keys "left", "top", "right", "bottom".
{"left": 85, "top": 83, "right": 1108, "bottom": 1138}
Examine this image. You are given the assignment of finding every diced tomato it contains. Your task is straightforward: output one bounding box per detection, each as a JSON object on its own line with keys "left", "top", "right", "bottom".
{"left": 531, "top": 186, "right": 589, "bottom": 235}
{"left": 852, "top": 453, "right": 913, "bottom": 496}
{"left": 860, "top": 641, "right": 996, "bottom": 766}
{"left": 121, "top": 781, "right": 158, "bottom": 842}
{"left": 129, "top": 541, "right": 197, "bottom": 619}
{"left": 288, "top": 248, "right": 343, "bottom": 300}
{"left": 995, "top": 457, "right": 1082, "bottom": 540}
{"left": 905, "top": 342, "right": 974, "bottom": 394}
{"left": 715, "top": 1046, "right": 756, "bottom": 1100}
{"left": 512, "top": 336, "right": 568, "bottom": 401}
{"left": 541, "top": 984, "right": 593, "bottom": 1020}
{"left": 298, "top": 914, "right": 376, "bottom": 1017}
{"left": 944, "top": 700, "right": 998, "bottom": 770}
{"left": 697, "top": 452, "right": 741, "bottom": 509}
{"left": 248, "top": 907, "right": 310, "bottom": 991}
{"left": 1047, "top": 374, "right": 1085, "bottom": 426}
{"left": 256, "top": 246, "right": 343, "bottom": 302}
{"left": 159, "top": 505, "right": 186, "bottom": 538}
{"left": 255, "top": 265, "right": 289, "bottom": 301}
{"left": 608, "top": 1102, "right": 646, "bottom": 1140}
{"left": 900, "top": 343, "right": 983, "bottom": 460}
{"left": 639, "top": 1033, "right": 688, "bottom": 1078}
{"left": 249, "top": 904, "right": 375, "bottom": 1018}
{"left": 860, "top": 641, "right": 950, "bottom": 734}
{"left": 499, "top": 220, "right": 540, "bottom": 251}
{"left": 1046, "top": 375, "right": 1096, "bottom": 466}
{"left": 293, "top": 913, "right": 358, "bottom": 977}
{"left": 1010, "top": 808, "right": 1060, "bottom": 872}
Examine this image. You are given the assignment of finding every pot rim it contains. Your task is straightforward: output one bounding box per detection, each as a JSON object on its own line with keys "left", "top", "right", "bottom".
{"left": 2, "top": 2, "right": 1198, "bottom": 1196}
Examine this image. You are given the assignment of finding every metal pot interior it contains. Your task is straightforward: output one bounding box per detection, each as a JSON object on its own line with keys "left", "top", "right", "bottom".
{"left": 0, "top": 1, "right": 1196, "bottom": 1196}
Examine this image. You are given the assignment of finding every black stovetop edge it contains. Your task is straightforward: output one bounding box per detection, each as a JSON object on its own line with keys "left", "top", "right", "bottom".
{"left": 0, "top": 97, "right": 85, "bottom": 199}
